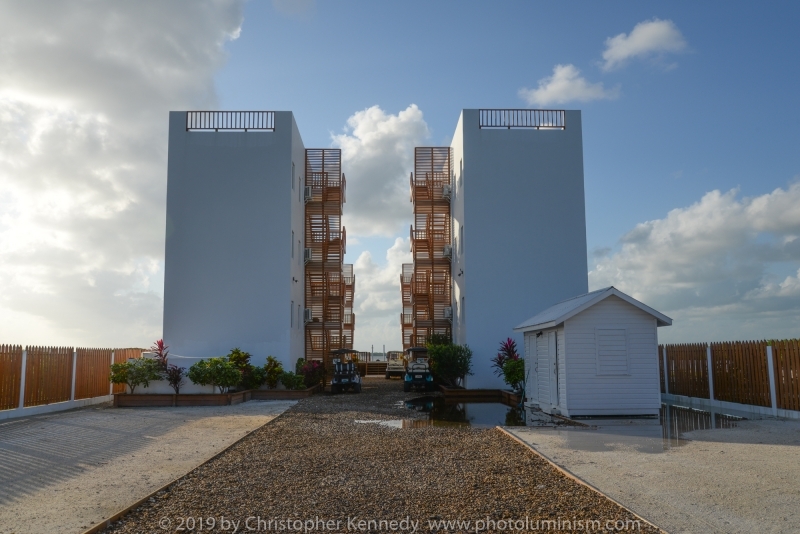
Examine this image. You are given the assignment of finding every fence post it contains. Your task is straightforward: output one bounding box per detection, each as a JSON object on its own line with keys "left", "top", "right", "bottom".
{"left": 70, "top": 349, "right": 77, "bottom": 401}
{"left": 662, "top": 346, "right": 669, "bottom": 395}
{"left": 706, "top": 343, "right": 714, "bottom": 401}
{"left": 766, "top": 345, "right": 778, "bottom": 417}
{"left": 18, "top": 349, "right": 27, "bottom": 409}
{"left": 109, "top": 350, "right": 115, "bottom": 395}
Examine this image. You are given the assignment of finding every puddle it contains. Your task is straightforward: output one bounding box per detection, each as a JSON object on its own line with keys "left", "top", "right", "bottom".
{"left": 403, "top": 396, "right": 527, "bottom": 427}
{"left": 527, "top": 403, "right": 746, "bottom": 453}
{"left": 356, "top": 397, "right": 528, "bottom": 429}
{"left": 659, "top": 403, "right": 742, "bottom": 447}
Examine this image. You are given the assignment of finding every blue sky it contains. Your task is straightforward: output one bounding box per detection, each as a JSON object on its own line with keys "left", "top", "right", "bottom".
{"left": 217, "top": 1, "right": 799, "bottom": 247}
{"left": 0, "top": 1, "right": 798, "bottom": 349}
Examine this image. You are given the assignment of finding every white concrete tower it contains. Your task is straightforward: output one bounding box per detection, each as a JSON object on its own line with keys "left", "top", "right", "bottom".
{"left": 163, "top": 111, "right": 306, "bottom": 369}
{"left": 450, "top": 109, "right": 588, "bottom": 387}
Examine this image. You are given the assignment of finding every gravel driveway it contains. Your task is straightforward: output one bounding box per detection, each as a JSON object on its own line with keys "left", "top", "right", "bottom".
{"left": 0, "top": 400, "right": 295, "bottom": 534}
{"left": 103, "top": 379, "right": 659, "bottom": 534}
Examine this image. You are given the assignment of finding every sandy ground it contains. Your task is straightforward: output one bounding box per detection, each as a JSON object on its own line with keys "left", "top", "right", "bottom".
{"left": 0, "top": 400, "right": 295, "bottom": 534}
{"left": 507, "top": 417, "right": 800, "bottom": 534}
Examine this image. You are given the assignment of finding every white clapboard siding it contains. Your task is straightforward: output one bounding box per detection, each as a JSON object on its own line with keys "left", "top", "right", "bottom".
{"left": 563, "top": 295, "right": 660, "bottom": 416}
{"left": 536, "top": 330, "right": 551, "bottom": 407}
{"left": 557, "top": 327, "right": 567, "bottom": 411}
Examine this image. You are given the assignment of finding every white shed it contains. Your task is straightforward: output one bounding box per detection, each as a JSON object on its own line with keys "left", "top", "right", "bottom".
{"left": 513, "top": 287, "right": 672, "bottom": 418}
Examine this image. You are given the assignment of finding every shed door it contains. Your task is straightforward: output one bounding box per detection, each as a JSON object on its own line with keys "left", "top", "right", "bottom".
{"left": 548, "top": 331, "right": 559, "bottom": 407}
{"left": 536, "top": 333, "right": 550, "bottom": 406}
{"left": 524, "top": 333, "right": 538, "bottom": 403}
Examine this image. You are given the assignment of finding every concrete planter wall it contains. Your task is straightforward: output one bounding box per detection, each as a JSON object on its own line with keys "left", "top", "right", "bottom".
{"left": 113, "top": 384, "right": 321, "bottom": 408}
{"left": 438, "top": 385, "right": 522, "bottom": 406}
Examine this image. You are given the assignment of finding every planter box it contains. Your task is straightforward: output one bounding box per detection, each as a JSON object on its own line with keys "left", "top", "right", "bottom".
{"left": 251, "top": 384, "right": 320, "bottom": 400}
{"left": 113, "top": 386, "right": 318, "bottom": 408}
{"left": 439, "top": 385, "right": 522, "bottom": 406}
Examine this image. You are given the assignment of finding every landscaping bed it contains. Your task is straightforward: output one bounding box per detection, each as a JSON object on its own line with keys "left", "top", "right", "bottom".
{"left": 102, "top": 379, "right": 660, "bottom": 534}
{"left": 114, "top": 385, "right": 320, "bottom": 407}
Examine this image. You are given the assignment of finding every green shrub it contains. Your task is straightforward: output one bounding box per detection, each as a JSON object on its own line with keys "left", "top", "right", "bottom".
{"left": 502, "top": 358, "right": 525, "bottom": 395}
{"left": 187, "top": 357, "right": 241, "bottom": 393}
{"left": 264, "top": 356, "right": 284, "bottom": 389}
{"left": 280, "top": 371, "right": 306, "bottom": 390}
{"left": 226, "top": 347, "right": 266, "bottom": 390}
{"left": 426, "top": 337, "right": 473, "bottom": 388}
{"left": 109, "top": 358, "right": 162, "bottom": 394}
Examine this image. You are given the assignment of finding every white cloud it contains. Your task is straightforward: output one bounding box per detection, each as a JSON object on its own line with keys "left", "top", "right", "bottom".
{"left": 590, "top": 183, "right": 800, "bottom": 343}
{"left": 602, "top": 19, "right": 688, "bottom": 71}
{"left": 332, "top": 105, "right": 430, "bottom": 237}
{"left": 0, "top": 1, "right": 244, "bottom": 347}
{"left": 518, "top": 64, "right": 619, "bottom": 107}
{"left": 351, "top": 238, "right": 411, "bottom": 350}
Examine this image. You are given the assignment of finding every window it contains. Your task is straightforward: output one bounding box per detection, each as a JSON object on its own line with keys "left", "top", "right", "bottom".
{"left": 459, "top": 225, "right": 464, "bottom": 256}
{"left": 291, "top": 301, "right": 294, "bottom": 327}
{"left": 291, "top": 231, "right": 294, "bottom": 258}
{"left": 595, "top": 328, "right": 629, "bottom": 375}
{"left": 292, "top": 162, "right": 295, "bottom": 190}
{"left": 461, "top": 296, "right": 465, "bottom": 324}
{"left": 298, "top": 304, "right": 301, "bottom": 328}
{"left": 298, "top": 239, "right": 301, "bottom": 264}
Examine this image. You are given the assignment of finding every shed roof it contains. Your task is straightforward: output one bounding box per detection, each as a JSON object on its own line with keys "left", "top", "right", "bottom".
{"left": 513, "top": 286, "right": 672, "bottom": 332}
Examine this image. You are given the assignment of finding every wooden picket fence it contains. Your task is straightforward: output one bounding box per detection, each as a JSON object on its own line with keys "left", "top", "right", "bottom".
{"left": 772, "top": 339, "right": 800, "bottom": 411}
{"left": 660, "top": 338, "right": 800, "bottom": 412}
{"left": 24, "top": 346, "right": 74, "bottom": 407}
{"left": 711, "top": 341, "right": 771, "bottom": 407}
{"left": 665, "top": 343, "right": 709, "bottom": 399}
{"left": 0, "top": 345, "right": 24, "bottom": 411}
{"left": 0, "top": 345, "right": 145, "bottom": 411}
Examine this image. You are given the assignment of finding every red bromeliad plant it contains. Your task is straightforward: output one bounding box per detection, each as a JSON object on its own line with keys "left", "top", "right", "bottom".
{"left": 491, "top": 338, "right": 519, "bottom": 377}
{"left": 150, "top": 339, "right": 170, "bottom": 369}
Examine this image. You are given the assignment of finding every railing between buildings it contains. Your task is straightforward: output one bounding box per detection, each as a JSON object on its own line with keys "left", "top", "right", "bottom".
{"left": 479, "top": 109, "right": 566, "bottom": 129}
{"left": 659, "top": 339, "right": 800, "bottom": 413}
{"left": 186, "top": 111, "right": 276, "bottom": 131}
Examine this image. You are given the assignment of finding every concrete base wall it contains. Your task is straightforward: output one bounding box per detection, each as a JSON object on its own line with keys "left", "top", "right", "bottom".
{"left": 662, "top": 393, "right": 800, "bottom": 420}
{"left": 0, "top": 395, "right": 113, "bottom": 421}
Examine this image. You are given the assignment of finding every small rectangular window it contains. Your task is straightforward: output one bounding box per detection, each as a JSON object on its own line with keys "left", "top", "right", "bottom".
{"left": 291, "top": 300, "right": 294, "bottom": 327}
{"left": 292, "top": 162, "right": 295, "bottom": 190}
{"left": 291, "top": 231, "right": 294, "bottom": 257}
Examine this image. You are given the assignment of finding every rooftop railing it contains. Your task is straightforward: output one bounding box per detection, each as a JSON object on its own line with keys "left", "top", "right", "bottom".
{"left": 479, "top": 109, "right": 565, "bottom": 130}
{"left": 186, "top": 111, "right": 275, "bottom": 131}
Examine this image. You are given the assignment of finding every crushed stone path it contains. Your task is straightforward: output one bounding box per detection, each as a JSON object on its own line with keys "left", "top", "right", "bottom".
{"left": 103, "top": 379, "right": 660, "bottom": 534}
{"left": 0, "top": 400, "right": 295, "bottom": 534}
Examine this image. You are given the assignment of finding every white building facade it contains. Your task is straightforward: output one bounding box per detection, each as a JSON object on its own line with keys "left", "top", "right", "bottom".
{"left": 450, "top": 109, "right": 589, "bottom": 387}
{"left": 163, "top": 111, "right": 306, "bottom": 368}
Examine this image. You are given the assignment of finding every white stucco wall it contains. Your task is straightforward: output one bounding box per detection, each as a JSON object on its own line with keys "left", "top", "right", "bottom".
{"left": 163, "top": 111, "right": 305, "bottom": 369}
{"left": 452, "top": 109, "right": 589, "bottom": 388}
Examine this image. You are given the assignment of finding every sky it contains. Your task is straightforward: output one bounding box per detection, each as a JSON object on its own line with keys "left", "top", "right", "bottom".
{"left": 1, "top": 0, "right": 799, "bottom": 351}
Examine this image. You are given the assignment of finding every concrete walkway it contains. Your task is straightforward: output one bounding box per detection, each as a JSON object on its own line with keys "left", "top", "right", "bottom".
{"left": 0, "top": 400, "right": 295, "bottom": 534}
{"left": 507, "top": 417, "right": 800, "bottom": 534}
